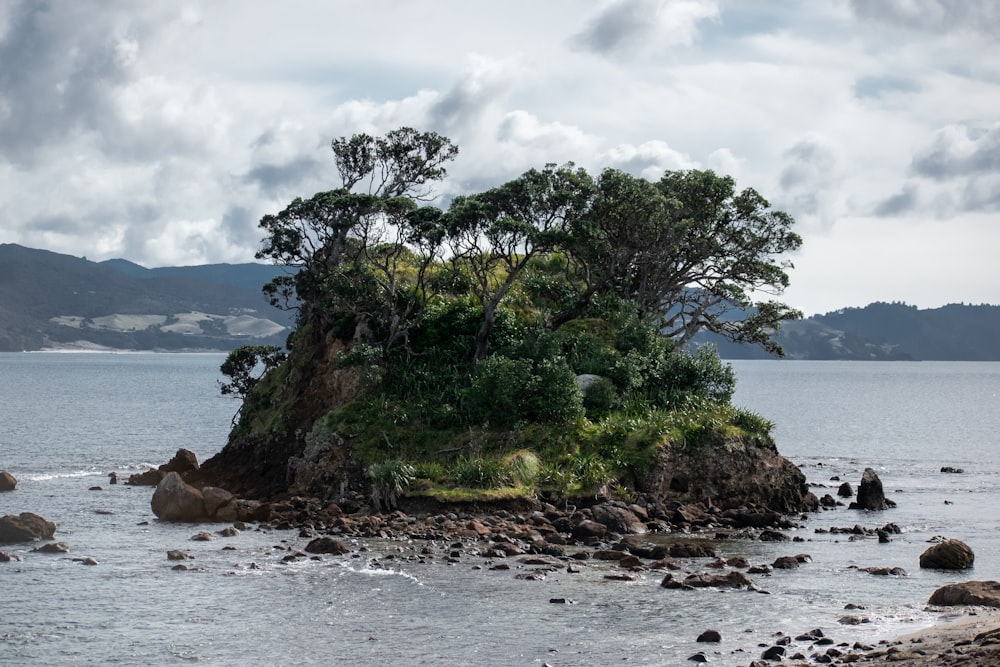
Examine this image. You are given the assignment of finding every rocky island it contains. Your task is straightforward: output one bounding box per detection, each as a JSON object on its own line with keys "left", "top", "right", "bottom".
{"left": 151, "top": 127, "right": 814, "bottom": 528}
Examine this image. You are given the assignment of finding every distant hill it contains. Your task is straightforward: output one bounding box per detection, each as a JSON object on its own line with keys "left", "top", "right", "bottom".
{"left": 0, "top": 244, "right": 294, "bottom": 352}
{"left": 696, "top": 301, "right": 1000, "bottom": 361}
{"left": 3, "top": 244, "right": 997, "bottom": 359}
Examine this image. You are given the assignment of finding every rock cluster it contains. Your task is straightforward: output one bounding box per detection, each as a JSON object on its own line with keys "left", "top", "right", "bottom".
{"left": 150, "top": 472, "right": 242, "bottom": 523}
{"left": 0, "top": 512, "right": 56, "bottom": 543}
{"left": 128, "top": 448, "right": 201, "bottom": 486}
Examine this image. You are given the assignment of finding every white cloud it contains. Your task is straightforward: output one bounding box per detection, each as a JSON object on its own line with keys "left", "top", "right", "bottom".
{"left": 0, "top": 0, "right": 998, "bottom": 314}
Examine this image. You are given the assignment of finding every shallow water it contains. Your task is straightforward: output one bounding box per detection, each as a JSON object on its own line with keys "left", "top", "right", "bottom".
{"left": 1, "top": 354, "right": 998, "bottom": 666}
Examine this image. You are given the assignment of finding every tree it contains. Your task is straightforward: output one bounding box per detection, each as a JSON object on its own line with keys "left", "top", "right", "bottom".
{"left": 219, "top": 345, "right": 287, "bottom": 423}
{"left": 445, "top": 163, "right": 595, "bottom": 361}
{"left": 255, "top": 128, "right": 458, "bottom": 356}
{"left": 559, "top": 168, "right": 801, "bottom": 355}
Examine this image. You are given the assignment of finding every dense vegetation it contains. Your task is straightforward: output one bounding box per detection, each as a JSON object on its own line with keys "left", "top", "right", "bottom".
{"left": 223, "top": 128, "right": 801, "bottom": 503}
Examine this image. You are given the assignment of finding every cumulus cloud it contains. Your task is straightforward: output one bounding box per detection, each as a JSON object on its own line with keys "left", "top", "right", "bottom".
{"left": 850, "top": 0, "right": 1000, "bottom": 36}
{"left": 570, "top": 0, "right": 719, "bottom": 56}
{"left": 911, "top": 124, "right": 1000, "bottom": 179}
{"left": 777, "top": 135, "right": 845, "bottom": 228}
{"left": 601, "top": 140, "right": 696, "bottom": 180}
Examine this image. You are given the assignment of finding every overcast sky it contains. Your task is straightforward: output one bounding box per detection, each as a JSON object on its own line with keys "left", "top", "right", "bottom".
{"left": 1, "top": 1, "right": 997, "bottom": 316}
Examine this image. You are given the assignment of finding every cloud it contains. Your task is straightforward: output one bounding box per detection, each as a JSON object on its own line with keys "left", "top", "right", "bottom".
{"left": 873, "top": 184, "right": 919, "bottom": 216}
{"left": 850, "top": 0, "right": 1000, "bottom": 36}
{"left": 244, "top": 156, "right": 325, "bottom": 198}
{"left": 777, "top": 135, "right": 844, "bottom": 228}
{"left": 570, "top": 0, "right": 718, "bottom": 56}
{"left": 911, "top": 124, "right": 1000, "bottom": 179}
{"left": 428, "top": 55, "right": 518, "bottom": 131}
{"left": 853, "top": 75, "right": 921, "bottom": 100}
{"left": 601, "top": 140, "right": 696, "bottom": 180}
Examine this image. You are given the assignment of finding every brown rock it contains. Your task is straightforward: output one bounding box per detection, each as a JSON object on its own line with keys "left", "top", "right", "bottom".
{"left": 305, "top": 536, "right": 349, "bottom": 555}
{"left": 920, "top": 539, "right": 975, "bottom": 570}
{"left": 0, "top": 470, "right": 17, "bottom": 491}
{"left": 160, "top": 448, "right": 200, "bottom": 475}
{"left": 850, "top": 467, "right": 893, "bottom": 511}
{"left": 929, "top": 580, "right": 1000, "bottom": 607}
{"left": 571, "top": 519, "right": 608, "bottom": 542}
{"left": 127, "top": 468, "right": 164, "bottom": 486}
{"left": 202, "top": 486, "right": 235, "bottom": 518}
{"left": 0, "top": 512, "right": 57, "bottom": 543}
{"left": 151, "top": 472, "right": 207, "bottom": 522}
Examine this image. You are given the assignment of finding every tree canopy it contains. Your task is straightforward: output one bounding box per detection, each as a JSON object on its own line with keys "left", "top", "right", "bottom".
{"left": 255, "top": 127, "right": 801, "bottom": 366}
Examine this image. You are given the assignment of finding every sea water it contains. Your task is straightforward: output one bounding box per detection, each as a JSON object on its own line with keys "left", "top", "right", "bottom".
{"left": 1, "top": 353, "right": 998, "bottom": 666}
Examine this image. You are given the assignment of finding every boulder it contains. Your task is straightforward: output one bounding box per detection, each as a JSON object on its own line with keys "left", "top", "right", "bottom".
{"left": 919, "top": 539, "right": 974, "bottom": 570}
{"left": 32, "top": 541, "right": 70, "bottom": 553}
{"left": 304, "top": 537, "right": 350, "bottom": 555}
{"left": 128, "top": 468, "right": 164, "bottom": 486}
{"left": 151, "top": 472, "right": 207, "bottom": 522}
{"left": 850, "top": 468, "right": 894, "bottom": 510}
{"left": 0, "top": 470, "right": 17, "bottom": 491}
{"left": 661, "top": 570, "right": 757, "bottom": 590}
{"left": 696, "top": 629, "right": 722, "bottom": 643}
{"left": 928, "top": 580, "right": 1000, "bottom": 608}
{"left": 590, "top": 503, "right": 647, "bottom": 535}
{"left": 0, "top": 512, "right": 57, "bottom": 543}
{"left": 202, "top": 486, "right": 235, "bottom": 518}
{"left": 837, "top": 481, "right": 853, "bottom": 498}
{"left": 160, "top": 448, "right": 200, "bottom": 475}
{"left": 641, "top": 437, "right": 819, "bottom": 514}
{"left": 571, "top": 519, "right": 608, "bottom": 542}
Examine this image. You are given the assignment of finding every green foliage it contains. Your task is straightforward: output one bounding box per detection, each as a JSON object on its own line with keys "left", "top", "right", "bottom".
{"left": 449, "top": 455, "right": 512, "bottom": 489}
{"left": 367, "top": 459, "right": 417, "bottom": 510}
{"left": 237, "top": 127, "right": 802, "bottom": 502}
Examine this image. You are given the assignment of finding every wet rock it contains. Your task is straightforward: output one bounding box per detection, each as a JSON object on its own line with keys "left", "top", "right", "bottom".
{"left": 571, "top": 519, "right": 607, "bottom": 542}
{"left": 772, "top": 555, "right": 801, "bottom": 569}
{"left": 667, "top": 541, "right": 717, "bottom": 558}
{"left": 217, "top": 526, "right": 240, "bottom": 537}
{"left": 761, "top": 645, "right": 785, "bottom": 661}
{"left": 0, "top": 470, "right": 17, "bottom": 491}
{"left": 0, "top": 551, "right": 22, "bottom": 562}
{"left": 304, "top": 536, "right": 349, "bottom": 555}
{"left": 860, "top": 566, "right": 907, "bottom": 576}
{"left": 191, "top": 532, "right": 213, "bottom": 541}
{"left": 591, "top": 503, "right": 647, "bottom": 535}
{"left": 661, "top": 570, "right": 757, "bottom": 590}
{"left": 820, "top": 494, "right": 838, "bottom": 507}
{"left": 75, "top": 557, "right": 99, "bottom": 565}
{"left": 697, "top": 629, "right": 722, "bottom": 643}
{"left": 850, "top": 468, "right": 895, "bottom": 510}
{"left": 837, "top": 481, "right": 853, "bottom": 497}
{"left": 151, "top": 472, "right": 208, "bottom": 522}
{"left": 928, "top": 580, "right": 1000, "bottom": 608}
{"left": 0, "top": 512, "right": 56, "bottom": 543}
{"left": 759, "top": 530, "right": 789, "bottom": 542}
{"left": 940, "top": 466, "right": 965, "bottom": 474}
{"left": 687, "top": 652, "right": 708, "bottom": 662}
{"left": 919, "top": 539, "right": 974, "bottom": 570}
{"left": 161, "top": 448, "right": 200, "bottom": 475}
{"left": 202, "top": 486, "right": 236, "bottom": 519}
{"left": 32, "top": 541, "right": 70, "bottom": 553}
{"left": 128, "top": 468, "right": 164, "bottom": 486}
{"left": 167, "top": 550, "right": 191, "bottom": 560}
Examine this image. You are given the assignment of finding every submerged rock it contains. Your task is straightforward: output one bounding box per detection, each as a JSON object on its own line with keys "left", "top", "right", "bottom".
{"left": 0, "top": 512, "right": 56, "bottom": 543}
{"left": 919, "top": 539, "right": 974, "bottom": 570}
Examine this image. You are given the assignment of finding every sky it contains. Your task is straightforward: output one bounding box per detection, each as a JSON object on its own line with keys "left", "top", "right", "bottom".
{"left": 1, "top": 0, "right": 998, "bottom": 317}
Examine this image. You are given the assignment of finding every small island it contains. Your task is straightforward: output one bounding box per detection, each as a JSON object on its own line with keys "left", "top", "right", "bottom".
{"left": 188, "top": 127, "right": 816, "bottom": 526}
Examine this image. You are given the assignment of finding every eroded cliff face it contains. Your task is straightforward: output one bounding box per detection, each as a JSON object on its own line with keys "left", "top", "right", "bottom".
{"left": 197, "top": 320, "right": 367, "bottom": 499}
{"left": 639, "top": 436, "right": 818, "bottom": 514}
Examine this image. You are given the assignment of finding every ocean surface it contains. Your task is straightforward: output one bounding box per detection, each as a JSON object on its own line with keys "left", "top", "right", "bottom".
{"left": 1, "top": 353, "right": 998, "bottom": 666}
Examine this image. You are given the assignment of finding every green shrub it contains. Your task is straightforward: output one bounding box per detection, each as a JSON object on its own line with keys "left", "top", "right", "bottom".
{"left": 504, "top": 449, "right": 541, "bottom": 487}
{"left": 450, "top": 455, "right": 512, "bottom": 488}
{"left": 367, "top": 459, "right": 416, "bottom": 509}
